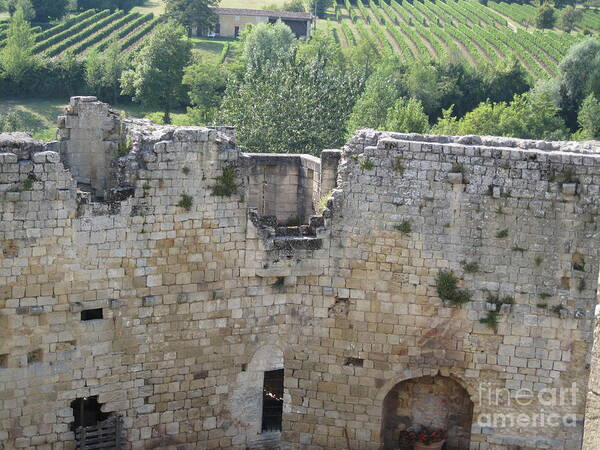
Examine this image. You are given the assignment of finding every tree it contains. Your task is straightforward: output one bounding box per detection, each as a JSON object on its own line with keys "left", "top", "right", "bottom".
{"left": 431, "top": 93, "right": 568, "bottom": 140}
{"left": 558, "top": 37, "right": 600, "bottom": 128}
{"left": 346, "top": 55, "right": 407, "bottom": 132}
{"left": 121, "top": 22, "right": 192, "bottom": 123}
{"left": 221, "top": 46, "right": 365, "bottom": 155}
{"left": 8, "top": 0, "right": 34, "bottom": 20}
{"left": 22, "top": 0, "right": 68, "bottom": 21}
{"left": 308, "top": 0, "right": 332, "bottom": 18}
{"left": 577, "top": 94, "right": 600, "bottom": 139}
{"left": 385, "top": 98, "right": 430, "bottom": 133}
{"left": 242, "top": 21, "right": 295, "bottom": 75}
{"left": 183, "top": 62, "right": 228, "bottom": 123}
{"left": 535, "top": 3, "right": 556, "bottom": 29}
{"left": 85, "top": 40, "right": 126, "bottom": 103}
{"left": 560, "top": 6, "right": 582, "bottom": 32}
{"left": 165, "top": 0, "right": 218, "bottom": 35}
{"left": 1, "top": 8, "right": 37, "bottom": 85}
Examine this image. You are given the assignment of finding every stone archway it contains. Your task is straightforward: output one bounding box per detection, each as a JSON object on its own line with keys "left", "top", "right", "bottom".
{"left": 381, "top": 375, "right": 474, "bottom": 450}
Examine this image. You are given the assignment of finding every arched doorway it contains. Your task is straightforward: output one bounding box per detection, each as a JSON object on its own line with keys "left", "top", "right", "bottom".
{"left": 381, "top": 375, "right": 474, "bottom": 449}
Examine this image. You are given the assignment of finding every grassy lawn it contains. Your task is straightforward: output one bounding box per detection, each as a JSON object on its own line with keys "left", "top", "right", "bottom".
{"left": 132, "top": 0, "right": 165, "bottom": 15}
{"left": 190, "top": 36, "right": 235, "bottom": 62}
{"left": 132, "top": 0, "right": 290, "bottom": 16}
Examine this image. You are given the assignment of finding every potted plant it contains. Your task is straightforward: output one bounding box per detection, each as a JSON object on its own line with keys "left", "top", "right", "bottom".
{"left": 401, "top": 426, "right": 446, "bottom": 450}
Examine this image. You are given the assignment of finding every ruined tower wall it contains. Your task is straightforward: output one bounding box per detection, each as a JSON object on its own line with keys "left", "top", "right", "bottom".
{"left": 1, "top": 98, "right": 600, "bottom": 450}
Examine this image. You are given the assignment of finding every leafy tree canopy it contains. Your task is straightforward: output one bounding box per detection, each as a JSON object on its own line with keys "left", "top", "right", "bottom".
{"left": 1, "top": 8, "right": 37, "bottom": 85}
{"left": 121, "top": 22, "right": 192, "bottom": 123}
{"left": 242, "top": 21, "right": 295, "bottom": 75}
{"left": 183, "top": 61, "right": 228, "bottom": 124}
{"left": 535, "top": 3, "right": 557, "bottom": 29}
{"left": 577, "top": 94, "right": 600, "bottom": 139}
{"left": 221, "top": 23, "right": 365, "bottom": 155}
{"left": 165, "top": 0, "right": 218, "bottom": 34}
{"left": 385, "top": 97, "right": 430, "bottom": 134}
{"left": 432, "top": 93, "right": 568, "bottom": 140}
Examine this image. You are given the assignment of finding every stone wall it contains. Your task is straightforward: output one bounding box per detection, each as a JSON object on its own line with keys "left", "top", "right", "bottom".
{"left": 1, "top": 97, "right": 600, "bottom": 450}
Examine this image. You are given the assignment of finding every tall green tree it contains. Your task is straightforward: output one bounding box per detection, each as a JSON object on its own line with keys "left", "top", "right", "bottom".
{"left": 242, "top": 21, "right": 295, "bottom": 75}
{"left": 221, "top": 24, "right": 365, "bottom": 155}
{"left": 85, "top": 40, "right": 126, "bottom": 103}
{"left": 560, "top": 6, "right": 582, "bottom": 32}
{"left": 346, "top": 55, "right": 407, "bottom": 132}
{"left": 535, "top": 2, "right": 556, "bottom": 29}
{"left": 385, "top": 98, "right": 430, "bottom": 133}
{"left": 1, "top": 8, "right": 37, "bottom": 86}
{"left": 431, "top": 93, "right": 568, "bottom": 140}
{"left": 557, "top": 37, "right": 600, "bottom": 128}
{"left": 577, "top": 94, "right": 600, "bottom": 139}
{"left": 183, "top": 62, "right": 228, "bottom": 124}
{"left": 308, "top": 0, "right": 332, "bottom": 18}
{"left": 121, "top": 22, "right": 192, "bottom": 123}
{"left": 165, "top": 0, "right": 218, "bottom": 35}
{"left": 8, "top": 0, "right": 34, "bottom": 20}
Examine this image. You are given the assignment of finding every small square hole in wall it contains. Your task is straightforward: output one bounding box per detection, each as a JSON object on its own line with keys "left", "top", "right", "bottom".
{"left": 27, "top": 349, "right": 43, "bottom": 364}
{"left": 344, "top": 357, "right": 364, "bottom": 367}
{"left": 0, "top": 354, "right": 8, "bottom": 368}
{"left": 81, "top": 308, "right": 103, "bottom": 321}
{"left": 241, "top": 363, "right": 247, "bottom": 372}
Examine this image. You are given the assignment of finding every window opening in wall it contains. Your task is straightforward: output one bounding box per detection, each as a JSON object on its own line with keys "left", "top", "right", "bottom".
{"left": 81, "top": 308, "right": 103, "bottom": 321}
{"left": 261, "top": 369, "right": 284, "bottom": 432}
{"left": 27, "top": 349, "right": 43, "bottom": 364}
{"left": 70, "top": 396, "right": 110, "bottom": 431}
{"left": 0, "top": 354, "right": 7, "bottom": 368}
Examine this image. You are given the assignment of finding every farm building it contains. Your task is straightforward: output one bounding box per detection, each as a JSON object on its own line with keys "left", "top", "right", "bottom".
{"left": 199, "top": 7, "right": 314, "bottom": 38}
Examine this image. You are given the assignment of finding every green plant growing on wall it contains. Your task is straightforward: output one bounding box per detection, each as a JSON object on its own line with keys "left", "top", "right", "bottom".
{"left": 394, "top": 221, "right": 412, "bottom": 234}
{"left": 450, "top": 163, "right": 465, "bottom": 173}
{"left": 512, "top": 246, "right": 527, "bottom": 253}
{"left": 436, "top": 270, "right": 471, "bottom": 306}
{"left": 360, "top": 159, "right": 374, "bottom": 170}
{"left": 177, "top": 193, "right": 193, "bottom": 211}
{"left": 551, "top": 304, "right": 567, "bottom": 317}
{"left": 534, "top": 256, "right": 543, "bottom": 267}
{"left": 273, "top": 276, "right": 285, "bottom": 289}
{"left": 17, "top": 176, "right": 34, "bottom": 192}
{"left": 182, "top": 166, "right": 191, "bottom": 175}
{"left": 480, "top": 311, "right": 499, "bottom": 331}
{"left": 461, "top": 261, "right": 479, "bottom": 274}
{"left": 211, "top": 167, "right": 237, "bottom": 197}
{"left": 393, "top": 157, "right": 405, "bottom": 174}
{"left": 578, "top": 279, "right": 586, "bottom": 292}
{"left": 495, "top": 229, "right": 509, "bottom": 238}
{"left": 539, "top": 292, "right": 552, "bottom": 300}
{"left": 317, "top": 191, "right": 333, "bottom": 215}
{"left": 480, "top": 294, "right": 514, "bottom": 331}
{"left": 536, "top": 303, "right": 548, "bottom": 309}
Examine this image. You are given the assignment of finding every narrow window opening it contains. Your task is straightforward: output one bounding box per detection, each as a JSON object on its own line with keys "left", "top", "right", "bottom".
{"left": 261, "top": 369, "right": 284, "bottom": 432}
{"left": 344, "top": 357, "right": 364, "bottom": 367}
{"left": 70, "top": 396, "right": 109, "bottom": 432}
{"left": 0, "top": 354, "right": 7, "bottom": 368}
{"left": 27, "top": 349, "right": 43, "bottom": 364}
{"left": 81, "top": 308, "right": 103, "bottom": 321}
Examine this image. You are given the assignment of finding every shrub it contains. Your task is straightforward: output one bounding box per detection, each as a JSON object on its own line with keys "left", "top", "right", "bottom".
{"left": 436, "top": 270, "right": 471, "bottom": 306}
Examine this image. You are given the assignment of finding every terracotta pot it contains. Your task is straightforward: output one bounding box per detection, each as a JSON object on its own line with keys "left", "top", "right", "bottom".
{"left": 414, "top": 440, "right": 445, "bottom": 450}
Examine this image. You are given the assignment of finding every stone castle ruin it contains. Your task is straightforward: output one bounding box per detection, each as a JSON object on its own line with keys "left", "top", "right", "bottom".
{"left": 1, "top": 96, "right": 600, "bottom": 449}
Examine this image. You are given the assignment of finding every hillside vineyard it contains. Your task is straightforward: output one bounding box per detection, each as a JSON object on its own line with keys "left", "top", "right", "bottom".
{"left": 1, "top": 97, "right": 600, "bottom": 449}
